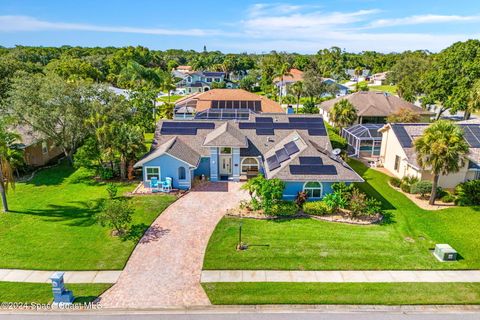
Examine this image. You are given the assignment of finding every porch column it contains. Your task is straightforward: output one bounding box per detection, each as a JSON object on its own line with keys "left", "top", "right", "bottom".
{"left": 210, "top": 147, "right": 218, "bottom": 182}
{"left": 232, "top": 148, "right": 240, "bottom": 182}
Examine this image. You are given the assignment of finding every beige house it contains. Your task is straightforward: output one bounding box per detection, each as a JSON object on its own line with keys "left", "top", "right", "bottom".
{"left": 319, "top": 91, "right": 433, "bottom": 126}
{"left": 14, "top": 126, "right": 63, "bottom": 167}
{"left": 378, "top": 123, "right": 480, "bottom": 189}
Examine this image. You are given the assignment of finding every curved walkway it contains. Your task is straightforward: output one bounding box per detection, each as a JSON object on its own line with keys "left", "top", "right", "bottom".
{"left": 99, "top": 182, "right": 248, "bottom": 308}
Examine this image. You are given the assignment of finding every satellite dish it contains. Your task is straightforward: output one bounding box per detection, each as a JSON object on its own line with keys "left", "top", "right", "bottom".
{"left": 332, "top": 148, "right": 342, "bottom": 156}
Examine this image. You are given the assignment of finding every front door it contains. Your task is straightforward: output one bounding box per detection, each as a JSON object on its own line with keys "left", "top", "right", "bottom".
{"left": 219, "top": 155, "right": 232, "bottom": 175}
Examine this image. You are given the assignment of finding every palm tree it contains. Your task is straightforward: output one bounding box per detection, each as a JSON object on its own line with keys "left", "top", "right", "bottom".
{"left": 274, "top": 63, "right": 292, "bottom": 105}
{"left": 290, "top": 81, "right": 304, "bottom": 114}
{"left": 414, "top": 120, "right": 469, "bottom": 205}
{"left": 465, "top": 79, "right": 480, "bottom": 120}
{"left": 112, "top": 124, "right": 146, "bottom": 180}
{"left": 328, "top": 99, "right": 358, "bottom": 132}
{"left": 161, "top": 72, "right": 176, "bottom": 103}
{"left": 0, "top": 124, "right": 17, "bottom": 212}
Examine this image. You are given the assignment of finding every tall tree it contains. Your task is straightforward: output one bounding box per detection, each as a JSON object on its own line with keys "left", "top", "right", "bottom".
{"left": 387, "top": 54, "right": 430, "bottom": 102}
{"left": 329, "top": 99, "right": 358, "bottom": 132}
{"left": 302, "top": 69, "right": 335, "bottom": 102}
{"left": 274, "top": 62, "right": 292, "bottom": 105}
{"left": 0, "top": 120, "right": 18, "bottom": 212}
{"left": 290, "top": 81, "right": 304, "bottom": 113}
{"left": 111, "top": 124, "right": 146, "bottom": 180}
{"left": 7, "top": 72, "right": 91, "bottom": 164}
{"left": 465, "top": 79, "right": 480, "bottom": 120}
{"left": 386, "top": 108, "right": 421, "bottom": 123}
{"left": 414, "top": 120, "right": 469, "bottom": 205}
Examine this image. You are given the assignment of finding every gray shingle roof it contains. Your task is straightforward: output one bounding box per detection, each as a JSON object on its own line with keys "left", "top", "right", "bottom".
{"left": 203, "top": 122, "right": 248, "bottom": 147}
{"left": 134, "top": 137, "right": 200, "bottom": 168}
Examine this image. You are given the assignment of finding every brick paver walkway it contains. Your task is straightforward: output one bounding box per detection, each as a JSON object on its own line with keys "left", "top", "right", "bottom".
{"left": 201, "top": 270, "right": 480, "bottom": 283}
{"left": 99, "top": 182, "right": 248, "bottom": 308}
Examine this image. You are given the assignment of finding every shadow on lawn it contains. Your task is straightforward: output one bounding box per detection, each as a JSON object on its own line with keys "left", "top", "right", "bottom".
{"left": 9, "top": 199, "right": 104, "bottom": 227}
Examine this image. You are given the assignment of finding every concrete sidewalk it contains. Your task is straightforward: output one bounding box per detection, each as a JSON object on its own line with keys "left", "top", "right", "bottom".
{"left": 201, "top": 270, "right": 480, "bottom": 283}
{"left": 0, "top": 269, "right": 121, "bottom": 283}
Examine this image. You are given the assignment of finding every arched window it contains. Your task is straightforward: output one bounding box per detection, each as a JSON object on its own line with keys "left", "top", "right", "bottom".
{"left": 241, "top": 157, "right": 259, "bottom": 174}
{"left": 178, "top": 167, "right": 186, "bottom": 180}
{"left": 303, "top": 182, "right": 323, "bottom": 199}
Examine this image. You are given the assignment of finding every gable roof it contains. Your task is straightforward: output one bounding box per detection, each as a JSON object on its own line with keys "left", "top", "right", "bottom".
{"left": 273, "top": 68, "right": 304, "bottom": 84}
{"left": 320, "top": 91, "right": 434, "bottom": 117}
{"left": 203, "top": 122, "right": 248, "bottom": 147}
{"left": 175, "top": 89, "right": 283, "bottom": 113}
{"left": 134, "top": 137, "right": 200, "bottom": 168}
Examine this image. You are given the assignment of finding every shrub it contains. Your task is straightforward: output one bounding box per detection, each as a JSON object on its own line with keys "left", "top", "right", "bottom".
{"left": 302, "top": 100, "right": 318, "bottom": 114}
{"left": 271, "top": 201, "right": 298, "bottom": 216}
{"left": 295, "top": 191, "right": 308, "bottom": 209}
{"left": 304, "top": 201, "right": 331, "bottom": 215}
{"left": 400, "top": 183, "right": 411, "bottom": 193}
{"left": 364, "top": 198, "right": 383, "bottom": 216}
{"left": 400, "top": 175, "right": 419, "bottom": 193}
{"left": 106, "top": 183, "right": 118, "bottom": 199}
{"left": 455, "top": 180, "right": 480, "bottom": 206}
{"left": 411, "top": 180, "right": 433, "bottom": 198}
{"left": 323, "top": 191, "right": 348, "bottom": 212}
{"left": 348, "top": 188, "right": 367, "bottom": 217}
{"left": 440, "top": 192, "right": 456, "bottom": 203}
{"left": 332, "top": 182, "right": 354, "bottom": 196}
{"left": 389, "top": 177, "right": 401, "bottom": 188}
{"left": 99, "top": 167, "right": 114, "bottom": 180}
{"left": 97, "top": 199, "right": 134, "bottom": 235}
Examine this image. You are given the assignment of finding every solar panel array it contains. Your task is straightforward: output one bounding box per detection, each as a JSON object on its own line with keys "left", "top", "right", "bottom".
{"left": 299, "top": 157, "right": 323, "bottom": 165}
{"left": 160, "top": 122, "right": 215, "bottom": 135}
{"left": 238, "top": 117, "right": 327, "bottom": 136}
{"left": 266, "top": 141, "right": 301, "bottom": 171}
{"left": 391, "top": 125, "right": 413, "bottom": 147}
{"left": 289, "top": 164, "right": 337, "bottom": 175}
{"left": 195, "top": 108, "right": 252, "bottom": 120}
{"left": 462, "top": 125, "right": 480, "bottom": 148}
{"left": 211, "top": 100, "right": 261, "bottom": 112}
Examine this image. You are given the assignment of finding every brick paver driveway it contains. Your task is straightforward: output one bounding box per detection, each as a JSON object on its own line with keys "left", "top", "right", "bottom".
{"left": 99, "top": 182, "right": 247, "bottom": 308}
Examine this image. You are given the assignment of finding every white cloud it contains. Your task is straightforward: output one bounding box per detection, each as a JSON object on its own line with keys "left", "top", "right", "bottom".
{"left": 369, "top": 14, "right": 480, "bottom": 28}
{"left": 0, "top": 15, "right": 226, "bottom": 36}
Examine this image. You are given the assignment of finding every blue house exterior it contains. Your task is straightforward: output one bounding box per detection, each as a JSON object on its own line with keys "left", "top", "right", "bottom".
{"left": 135, "top": 115, "right": 363, "bottom": 198}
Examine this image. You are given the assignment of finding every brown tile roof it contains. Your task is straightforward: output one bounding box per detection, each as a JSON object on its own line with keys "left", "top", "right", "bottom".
{"left": 273, "top": 68, "right": 304, "bottom": 83}
{"left": 175, "top": 89, "right": 283, "bottom": 113}
{"left": 320, "top": 91, "right": 434, "bottom": 117}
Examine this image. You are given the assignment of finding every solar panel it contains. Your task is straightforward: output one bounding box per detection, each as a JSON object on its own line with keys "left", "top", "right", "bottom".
{"left": 238, "top": 122, "right": 257, "bottom": 129}
{"left": 308, "top": 129, "right": 327, "bottom": 136}
{"left": 160, "top": 128, "right": 197, "bottom": 135}
{"left": 463, "top": 126, "right": 480, "bottom": 147}
{"left": 256, "top": 117, "right": 273, "bottom": 123}
{"left": 289, "top": 117, "right": 324, "bottom": 123}
{"left": 284, "top": 141, "right": 300, "bottom": 155}
{"left": 392, "top": 125, "right": 412, "bottom": 147}
{"left": 162, "top": 122, "right": 215, "bottom": 129}
{"left": 275, "top": 148, "right": 290, "bottom": 163}
{"left": 299, "top": 157, "right": 323, "bottom": 165}
{"left": 289, "top": 165, "right": 337, "bottom": 175}
{"left": 272, "top": 123, "right": 293, "bottom": 130}
{"left": 254, "top": 122, "right": 274, "bottom": 129}
{"left": 256, "top": 128, "right": 275, "bottom": 135}
{"left": 266, "top": 155, "right": 280, "bottom": 171}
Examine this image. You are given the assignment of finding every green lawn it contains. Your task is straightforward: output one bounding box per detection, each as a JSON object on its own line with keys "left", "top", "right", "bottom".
{"left": 0, "top": 162, "right": 176, "bottom": 270}
{"left": 157, "top": 95, "right": 183, "bottom": 103}
{"left": 203, "top": 282, "right": 480, "bottom": 305}
{"left": 0, "top": 282, "right": 111, "bottom": 304}
{"left": 203, "top": 160, "right": 480, "bottom": 270}
{"left": 370, "top": 85, "right": 398, "bottom": 95}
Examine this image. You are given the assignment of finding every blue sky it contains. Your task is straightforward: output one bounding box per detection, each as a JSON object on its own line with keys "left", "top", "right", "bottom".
{"left": 0, "top": 0, "right": 479, "bottom": 53}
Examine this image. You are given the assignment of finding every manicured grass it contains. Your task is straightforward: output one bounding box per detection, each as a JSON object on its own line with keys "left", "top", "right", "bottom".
{"left": 203, "top": 160, "right": 480, "bottom": 270}
{"left": 0, "top": 282, "right": 111, "bottom": 304}
{"left": 203, "top": 282, "right": 480, "bottom": 305}
{"left": 0, "top": 162, "right": 176, "bottom": 270}
{"left": 325, "top": 122, "right": 347, "bottom": 150}
{"left": 370, "top": 85, "right": 398, "bottom": 95}
{"left": 157, "top": 95, "right": 183, "bottom": 102}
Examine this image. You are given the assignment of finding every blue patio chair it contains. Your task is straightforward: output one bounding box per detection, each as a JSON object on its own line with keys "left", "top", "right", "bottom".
{"left": 150, "top": 177, "right": 160, "bottom": 193}
{"left": 162, "top": 177, "right": 172, "bottom": 193}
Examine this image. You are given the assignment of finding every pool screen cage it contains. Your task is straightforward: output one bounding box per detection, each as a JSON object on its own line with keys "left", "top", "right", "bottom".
{"left": 342, "top": 124, "right": 384, "bottom": 158}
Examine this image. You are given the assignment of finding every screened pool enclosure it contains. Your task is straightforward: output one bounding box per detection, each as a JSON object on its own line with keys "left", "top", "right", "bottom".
{"left": 342, "top": 124, "right": 383, "bottom": 158}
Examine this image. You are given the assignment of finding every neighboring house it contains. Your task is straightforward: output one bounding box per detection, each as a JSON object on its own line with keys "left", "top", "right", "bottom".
{"left": 13, "top": 126, "right": 63, "bottom": 167}
{"left": 134, "top": 114, "right": 363, "bottom": 199}
{"left": 378, "top": 123, "right": 480, "bottom": 188}
{"left": 319, "top": 91, "right": 434, "bottom": 126}
{"left": 175, "top": 65, "right": 193, "bottom": 74}
{"left": 346, "top": 69, "right": 371, "bottom": 82}
{"left": 323, "top": 78, "right": 349, "bottom": 97}
{"left": 174, "top": 89, "right": 284, "bottom": 120}
{"left": 274, "top": 68, "right": 304, "bottom": 97}
{"left": 175, "top": 71, "right": 238, "bottom": 94}
{"left": 371, "top": 72, "right": 388, "bottom": 86}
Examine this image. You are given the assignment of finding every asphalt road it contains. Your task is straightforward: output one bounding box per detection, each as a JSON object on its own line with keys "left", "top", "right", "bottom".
{"left": 0, "top": 310, "right": 479, "bottom": 320}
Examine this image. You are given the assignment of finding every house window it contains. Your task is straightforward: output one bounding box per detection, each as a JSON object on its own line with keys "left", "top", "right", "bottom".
{"left": 241, "top": 157, "right": 259, "bottom": 174}
{"left": 178, "top": 167, "right": 186, "bottom": 180}
{"left": 206, "top": 77, "right": 212, "bottom": 83}
{"left": 220, "top": 147, "right": 232, "bottom": 155}
{"left": 214, "top": 78, "right": 221, "bottom": 82}
{"left": 145, "top": 167, "right": 160, "bottom": 181}
{"left": 394, "top": 155, "right": 401, "bottom": 172}
{"left": 303, "top": 182, "right": 323, "bottom": 199}
{"left": 41, "top": 141, "right": 48, "bottom": 154}
{"left": 187, "top": 76, "right": 192, "bottom": 83}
